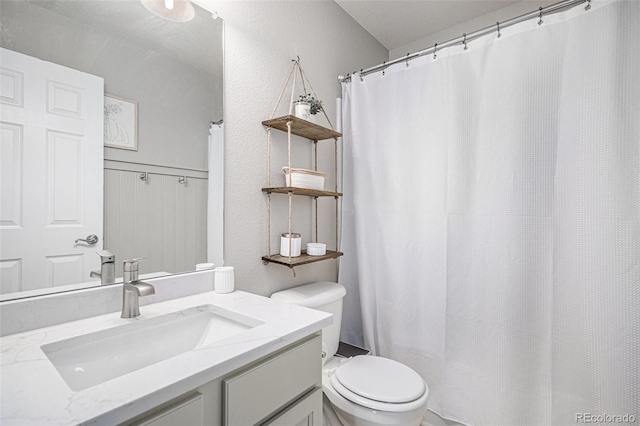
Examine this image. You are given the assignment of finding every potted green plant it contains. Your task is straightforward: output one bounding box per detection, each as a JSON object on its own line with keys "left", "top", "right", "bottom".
{"left": 294, "top": 94, "right": 323, "bottom": 123}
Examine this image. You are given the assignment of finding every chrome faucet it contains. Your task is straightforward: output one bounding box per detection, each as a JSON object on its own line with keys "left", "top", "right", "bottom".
{"left": 121, "top": 258, "right": 155, "bottom": 318}
{"left": 90, "top": 250, "right": 115, "bottom": 285}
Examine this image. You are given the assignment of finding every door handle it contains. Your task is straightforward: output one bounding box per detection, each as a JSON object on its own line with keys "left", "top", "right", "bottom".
{"left": 75, "top": 234, "right": 99, "bottom": 245}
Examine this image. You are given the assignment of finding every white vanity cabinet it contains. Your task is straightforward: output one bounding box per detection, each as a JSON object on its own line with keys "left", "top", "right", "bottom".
{"left": 124, "top": 334, "right": 322, "bottom": 426}
{"left": 223, "top": 332, "right": 322, "bottom": 425}
{"left": 262, "top": 388, "right": 322, "bottom": 426}
{"left": 131, "top": 393, "right": 205, "bottom": 426}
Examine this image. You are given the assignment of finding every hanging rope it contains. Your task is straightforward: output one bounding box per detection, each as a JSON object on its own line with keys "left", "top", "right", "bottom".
{"left": 297, "top": 56, "right": 308, "bottom": 97}
{"left": 315, "top": 197, "right": 319, "bottom": 243}
{"left": 267, "top": 126, "right": 272, "bottom": 256}
{"left": 267, "top": 193, "right": 271, "bottom": 256}
{"left": 269, "top": 57, "right": 337, "bottom": 130}
{"left": 298, "top": 63, "right": 336, "bottom": 130}
{"left": 267, "top": 128, "right": 272, "bottom": 187}
{"left": 269, "top": 60, "right": 297, "bottom": 120}
{"left": 335, "top": 196, "right": 339, "bottom": 252}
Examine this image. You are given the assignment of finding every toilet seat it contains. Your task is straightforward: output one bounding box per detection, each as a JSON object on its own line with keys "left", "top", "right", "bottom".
{"left": 329, "top": 356, "right": 429, "bottom": 413}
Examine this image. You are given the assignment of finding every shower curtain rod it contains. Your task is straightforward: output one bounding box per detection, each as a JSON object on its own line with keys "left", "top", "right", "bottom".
{"left": 338, "top": 0, "right": 588, "bottom": 83}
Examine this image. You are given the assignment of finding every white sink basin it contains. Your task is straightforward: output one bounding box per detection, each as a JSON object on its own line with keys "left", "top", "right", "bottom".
{"left": 41, "top": 305, "right": 264, "bottom": 391}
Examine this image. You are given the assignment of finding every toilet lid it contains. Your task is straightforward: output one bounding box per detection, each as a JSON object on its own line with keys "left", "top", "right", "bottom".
{"left": 334, "top": 356, "right": 426, "bottom": 404}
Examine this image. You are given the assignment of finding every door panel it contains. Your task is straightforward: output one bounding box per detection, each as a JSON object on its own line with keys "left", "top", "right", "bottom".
{"left": 0, "top": 48, "right": 104, "bottom": 294}
{"left": 0, "top": 122, "right": 22, "bottom": 229}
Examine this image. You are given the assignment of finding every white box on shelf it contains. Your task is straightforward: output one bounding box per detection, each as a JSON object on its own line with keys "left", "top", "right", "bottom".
{"left": 282, "top": 167, "right": 326, "bottom": 191}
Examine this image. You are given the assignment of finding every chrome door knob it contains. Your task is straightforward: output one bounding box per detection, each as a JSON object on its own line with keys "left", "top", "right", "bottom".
{"left": 75, "top": 234, "right": 99, "bottom": 245}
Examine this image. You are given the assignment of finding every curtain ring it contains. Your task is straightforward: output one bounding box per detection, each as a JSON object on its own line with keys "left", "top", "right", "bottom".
{"left": 496, "top": 21, "right": 501, "bottom": 38}
{"left": 538, "top": 7, "right": 544, "bottom": 25}
{"left": 382, "top": 61, "right": 386, "bottom": 76}
{"left": 463, "top": 33, "right": 468, "bottom": 50}
{"left": 406, "top": 53, "right": 410, "bottom": 67}
{"left": 585, "top": 0, "right": 591, "bottom": 10}
{"left": 433, "top": 43, "right": 438, "bottom": 60}
{"left": 359, "top": 69, "right": 364, "bottom": 82}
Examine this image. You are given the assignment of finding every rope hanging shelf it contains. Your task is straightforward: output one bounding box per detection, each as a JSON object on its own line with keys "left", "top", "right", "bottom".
{"left": 262, "top": 58, "right": 343, "bottom": 276}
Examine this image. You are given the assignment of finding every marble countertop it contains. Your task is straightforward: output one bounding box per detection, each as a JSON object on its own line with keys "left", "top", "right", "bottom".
{"left": 0, "top": 290, "right": 332, "bottom": 426}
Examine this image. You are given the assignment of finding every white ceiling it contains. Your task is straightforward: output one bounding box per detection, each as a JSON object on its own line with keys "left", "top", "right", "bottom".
{"left": 334, "top": 0, "right": 557, "bottom": 51}
{"left": 27, "top": 0, "right": 223, "bottom": 73}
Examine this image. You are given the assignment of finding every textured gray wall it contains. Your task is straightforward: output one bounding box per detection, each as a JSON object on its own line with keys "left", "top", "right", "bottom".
{"left": 198, "top": 0, "right": 388, "bottom": 296}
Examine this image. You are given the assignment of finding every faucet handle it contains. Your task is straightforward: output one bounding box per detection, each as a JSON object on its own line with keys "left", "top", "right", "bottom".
{"left": 123, "top": 258, "right": 146, "bottom": 284}
{"left": 96, "top": 250, "right": 115, "bottom": 262}
{"left": 123, "top": 258, "right": 146, "bottom": 272}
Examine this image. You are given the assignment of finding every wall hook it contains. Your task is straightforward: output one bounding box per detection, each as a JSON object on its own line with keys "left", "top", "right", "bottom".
{"left": 382, "top": 61, "right": 386, "bottom": 76}
{"left": 585, "top": 0, "right": 591, "bottom": 10}
{"left": 538, "top": 7, "right": 544, "bottom": 25}
{"left": 496, "top": 21, "right": 501, "bottom": 38}
{"left": 463, "top": 33, "right": 468, "bottom": 50}
{"left": 433, "top": 43, "right": 438, "bottom": 60}
{"left": 139, "top": 172, "right": 149, "bottom": 181}
{"left": 178, "top": 176, "right": 187, "bottom": 184}
{"left": 406, "top": 53, "right": 411, "bottom": 67}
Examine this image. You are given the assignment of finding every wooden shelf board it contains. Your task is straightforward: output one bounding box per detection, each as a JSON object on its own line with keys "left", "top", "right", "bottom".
{"left": 262, "top": 250, "right": 343, "bottom": 268}
{"left": 262, "top": 115, "right": 342, "bottom": 141}
{"left": 262, "top": 187, "right": 342, "bottom": 197}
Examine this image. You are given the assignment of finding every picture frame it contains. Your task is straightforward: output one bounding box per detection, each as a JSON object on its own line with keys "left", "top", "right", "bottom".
{"left": 103, "top": 94, "right": 138, "bottom": 151}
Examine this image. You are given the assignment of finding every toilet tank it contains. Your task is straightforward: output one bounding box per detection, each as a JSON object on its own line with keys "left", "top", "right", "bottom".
{"left": 271, "top": 282, "right": 346, "bottom": 362}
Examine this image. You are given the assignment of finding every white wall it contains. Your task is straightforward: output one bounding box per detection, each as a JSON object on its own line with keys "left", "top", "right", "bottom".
{"left": 196, "top": 1, "right": 388, "bottom": 296}
{"left": 389, "top": 0, "right": 556, "bottom": 60}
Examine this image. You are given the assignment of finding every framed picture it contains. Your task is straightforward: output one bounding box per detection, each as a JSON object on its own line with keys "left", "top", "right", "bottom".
{"left": 104, "top": 94, "right": 138, "bottom": 151}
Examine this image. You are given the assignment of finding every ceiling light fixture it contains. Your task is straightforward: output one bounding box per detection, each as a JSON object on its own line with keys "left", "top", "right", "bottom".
{"left": 140, "top": 0, "right": 195, "bottom": 22}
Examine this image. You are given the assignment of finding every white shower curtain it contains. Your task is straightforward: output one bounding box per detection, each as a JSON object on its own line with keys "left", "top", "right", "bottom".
{"left": 339, "top": 2, "right": 639, "bottom": 425}
{"left": 208, "top": 122, "right": 224, "bottom": 267}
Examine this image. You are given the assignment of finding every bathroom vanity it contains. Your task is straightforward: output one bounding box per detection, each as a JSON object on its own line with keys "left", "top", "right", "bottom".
{"left": 0, "top": 279, "right": 331, "bottom": 426}
{"left": 123, "top": 334, "right": 322, "bottom": 426}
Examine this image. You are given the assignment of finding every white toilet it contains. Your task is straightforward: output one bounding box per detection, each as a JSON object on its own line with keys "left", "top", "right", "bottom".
{"left": 271, "top": 282, "right": 429, "bottom": 426}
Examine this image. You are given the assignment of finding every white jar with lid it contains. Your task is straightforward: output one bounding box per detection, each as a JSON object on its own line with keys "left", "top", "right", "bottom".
{"left": 280, "top": 233, "right": 302, "bottom": 257}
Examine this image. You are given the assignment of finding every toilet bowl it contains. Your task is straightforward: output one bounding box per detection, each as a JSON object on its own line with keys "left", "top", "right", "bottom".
{"left": 322, "top": 356, "right": 428, "bottom": 426}
{"left": 271, "top": 282, "right": 429, "bottom": 426}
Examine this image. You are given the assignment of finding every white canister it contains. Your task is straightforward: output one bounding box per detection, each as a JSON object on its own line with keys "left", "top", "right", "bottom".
{"left": 214, "top": 266, "right": 234, "bottom": 294}
{"left": 306, "top": 242, "right": 326, "bottom": 256}
{"left": 280, "top": 233, "right": 302, "bottom": 257}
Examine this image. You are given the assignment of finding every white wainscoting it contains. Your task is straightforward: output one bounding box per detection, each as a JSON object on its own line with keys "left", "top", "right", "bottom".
{"left": 104, "top": 160, "right": 208, "bottom": 277}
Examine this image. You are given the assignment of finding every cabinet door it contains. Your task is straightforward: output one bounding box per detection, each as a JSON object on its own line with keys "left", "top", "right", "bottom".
{"left": 263, "top": 388, "right": 322, "bottom": 426}
{"left": 223, "top": 335, "right": 321, "bottom": 425}
{"left": 132, "top": 393, "right": 204, "bottom": 426}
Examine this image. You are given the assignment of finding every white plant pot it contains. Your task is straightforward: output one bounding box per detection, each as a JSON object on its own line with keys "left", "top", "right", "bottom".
{"left": 294, "top": 101, "right": 311, "bottom": 121}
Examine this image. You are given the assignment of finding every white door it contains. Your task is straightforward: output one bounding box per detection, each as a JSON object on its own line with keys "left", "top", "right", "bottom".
{"left": 0, "top": 48, "right": 104, "bottom": 295}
